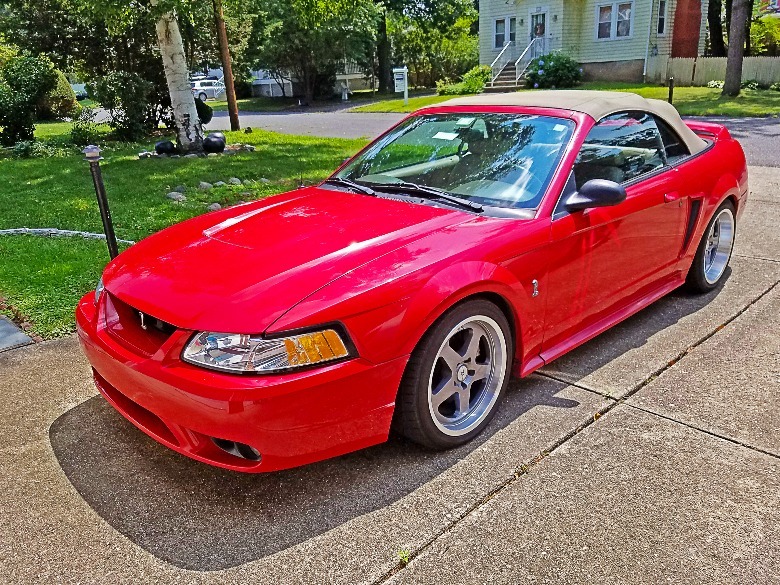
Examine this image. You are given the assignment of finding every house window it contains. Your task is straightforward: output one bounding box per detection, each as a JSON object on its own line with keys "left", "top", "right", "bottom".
{"left": 494, "top": 17, "right": 517, "bottom": 48}
{"left": 596, "top": 2, "right": 634, "bottom": 40}
{"left": 657, "top": 0, "right": 667, "bottom": 35}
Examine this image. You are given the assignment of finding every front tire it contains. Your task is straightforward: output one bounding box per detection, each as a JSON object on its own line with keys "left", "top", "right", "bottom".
{"left": 395, "top": 299, "right": 513, "bottom": 450}
{"left": 685, "top": 201, "right": 736, "bottom": 293}
{"left": 198, "top": 92, "right": 208, "bottom": 102}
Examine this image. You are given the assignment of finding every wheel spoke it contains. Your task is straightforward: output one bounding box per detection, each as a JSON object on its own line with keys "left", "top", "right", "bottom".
{"left": 439, "top": 345, "right": 464, "bottom": 370}
{"left": 464, "top": 329, "right": 484, "bottom": 362}
{"left": 432, "top": 383, "right": 458, "bottom": 409}
{"left": 471, "top": 363, "right": 490, "bottom": 381}
{"left": 455, "top": 387, "right": 471, "bottom": 416}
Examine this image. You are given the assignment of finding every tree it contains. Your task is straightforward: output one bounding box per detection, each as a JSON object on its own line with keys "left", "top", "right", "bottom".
{"left": 247, "top": 0, "right": 380, "bottom": 104}
{"left": 708, "top": 0, "right": 727, "bottom": 57}
{"left": 723, "top": 0, "right": 751, "bottom": 96}
{"left": 150, "top": 0, "right": 203, "bottom": 151}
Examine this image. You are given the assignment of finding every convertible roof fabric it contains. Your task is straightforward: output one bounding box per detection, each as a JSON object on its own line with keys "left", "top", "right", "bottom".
{"left": 439, "top": 91, "right": 708, "bottom": 155}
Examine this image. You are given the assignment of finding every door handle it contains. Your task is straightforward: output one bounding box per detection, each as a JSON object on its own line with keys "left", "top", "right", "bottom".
{"left": 664, "top": 192, "right": 681, "bottom": 203}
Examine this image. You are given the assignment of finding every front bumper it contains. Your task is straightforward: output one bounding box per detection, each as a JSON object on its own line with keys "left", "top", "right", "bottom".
{"left": 75, "top": 293, "right": 408, "bottom": 472}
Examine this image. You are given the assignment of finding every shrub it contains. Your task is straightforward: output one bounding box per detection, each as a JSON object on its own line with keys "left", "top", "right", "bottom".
{"left": 0, "top": 54, "right": 57, "bottom": 145}
{"left": 770, "top": 82, "right": 780, "bottom": 92}
{"left": 436, "top": 65, "right": 492, "bottom": 95}
{"left": 11, "top": 140, "right": 66, "bottom": 158}
{"left": 706, "top": 80, "right": 724, "bottom": 89}
{"left": 525, "top": 53, "right": 582, "bottom": 89}
{"left": 37, "top": 69, "right": 79, "bottom": 120}
{"left": 195, "top": 97, "right": 213, "bottom": 125}
{"left": 70, "top": 107, "right": 100, "bottom": 146}
{"left": 89, "top": 72, "right": 154, "bottom": 141}
{"left": 740, "top": 79, "right": 761, "bottom": 90}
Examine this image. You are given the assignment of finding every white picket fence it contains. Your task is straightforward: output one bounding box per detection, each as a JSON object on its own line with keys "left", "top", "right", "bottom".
{"left": 647, "top": 56, "right": 780, "bottom": 86}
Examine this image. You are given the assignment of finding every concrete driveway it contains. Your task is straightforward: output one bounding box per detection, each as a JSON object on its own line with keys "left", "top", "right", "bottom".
{"left": 2, "top": 164, "right": 778, "bottom": 583}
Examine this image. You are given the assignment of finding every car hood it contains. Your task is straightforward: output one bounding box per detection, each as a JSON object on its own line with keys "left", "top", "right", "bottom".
{"left": 103, "top": 187, "right": 470, "bottom": 333}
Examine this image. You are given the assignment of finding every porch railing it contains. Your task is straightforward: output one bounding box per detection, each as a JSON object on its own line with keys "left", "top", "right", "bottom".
{"left": 515, "top": 37, "right": 549, "bottom": 81}
{"left": 490, "top": 42, "right": 516, "bottom": 83}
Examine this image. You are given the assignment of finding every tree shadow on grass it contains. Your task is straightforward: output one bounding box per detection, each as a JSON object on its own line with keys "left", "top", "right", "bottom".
{"left": 49, "top": 374, "right": 579, "bottom": 571}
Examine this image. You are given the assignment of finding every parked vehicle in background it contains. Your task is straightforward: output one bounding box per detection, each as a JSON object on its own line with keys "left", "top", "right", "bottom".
{"left": 191, "top": 76, "right": 225, "bottom": 101}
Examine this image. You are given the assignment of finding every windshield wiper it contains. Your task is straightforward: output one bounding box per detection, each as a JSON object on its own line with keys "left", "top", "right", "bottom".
{"left": 323, "top": 177, "right": 376, "bottom": 196}
{"left": 372, "top": 181, "right": 483, "bottom": 212}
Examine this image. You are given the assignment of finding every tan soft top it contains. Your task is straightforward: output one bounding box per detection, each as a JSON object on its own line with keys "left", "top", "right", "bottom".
{"left": 437, "top": 90, "right": 707, "bottom": 155}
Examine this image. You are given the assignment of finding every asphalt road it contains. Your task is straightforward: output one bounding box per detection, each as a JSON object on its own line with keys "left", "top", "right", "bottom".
{"left": 206, "top": 108, "right": 780, "bottom": 167}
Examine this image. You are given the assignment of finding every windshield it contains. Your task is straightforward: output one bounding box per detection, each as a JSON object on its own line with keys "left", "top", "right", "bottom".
{"left": 337, "top": 113, "right": 574, "bottom": 209}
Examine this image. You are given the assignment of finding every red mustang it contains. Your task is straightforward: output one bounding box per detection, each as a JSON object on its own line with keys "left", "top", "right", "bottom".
{"left": 77, "top": 91, "right": 747, "bottom": 472}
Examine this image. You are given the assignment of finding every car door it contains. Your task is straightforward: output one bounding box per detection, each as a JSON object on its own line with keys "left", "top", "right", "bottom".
{"left": 540, "top": 111, "right": 687, "bottom": 361}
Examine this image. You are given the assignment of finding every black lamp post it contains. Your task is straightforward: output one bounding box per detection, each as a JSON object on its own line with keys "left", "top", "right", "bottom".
{"left": 83, "top": 145, "right": 119, "bottom": 260}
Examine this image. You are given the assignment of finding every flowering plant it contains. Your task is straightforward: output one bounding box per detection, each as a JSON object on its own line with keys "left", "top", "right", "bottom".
{"left": 525, "top": 53, "right": 581, "bottom": 89}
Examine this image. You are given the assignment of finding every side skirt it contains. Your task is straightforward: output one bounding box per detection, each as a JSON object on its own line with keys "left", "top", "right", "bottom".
{"left": 518, "top": 275, "right": 685, "bottom": 378}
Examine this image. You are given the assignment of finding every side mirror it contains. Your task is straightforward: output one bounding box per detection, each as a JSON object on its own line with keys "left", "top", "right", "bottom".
{"left": 564, "top": 179, "right": 627, "bottom": 212}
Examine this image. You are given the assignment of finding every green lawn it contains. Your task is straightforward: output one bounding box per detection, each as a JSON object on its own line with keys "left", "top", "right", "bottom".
{"left": 350, "top": 83, "right": 780, "bottom": 117}
{"left": 350, "top": 94, "right": 454, "bottom": 113}
{"left": 0, "top": 123, "right": 367, "bottom": 338}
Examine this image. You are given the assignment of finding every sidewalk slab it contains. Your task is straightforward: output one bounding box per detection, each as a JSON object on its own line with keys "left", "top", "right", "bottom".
{"left": 390, "top": 405, "right": 780, "bottom": 585}
{"left": 0, "top": 316, "right": 32, "bottom": 352}
{"left": 629, "top": 285, "right": 780, "bottom": 455}
{"left": 540, "top": 256, "right": 780, "bottom": 397}
{"left": 1, "top": 337, "right": 609, "bottom": 583}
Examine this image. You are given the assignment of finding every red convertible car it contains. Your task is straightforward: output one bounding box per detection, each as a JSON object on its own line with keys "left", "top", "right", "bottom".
{"left": 77, "top": 91, "right": 747, "bottom": 472}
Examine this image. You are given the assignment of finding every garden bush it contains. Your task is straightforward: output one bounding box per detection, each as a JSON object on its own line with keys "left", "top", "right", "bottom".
{"left": 10, "top": 139, "right": 68, "bottom": 158}
{"left": 0, "top": 54, "right": 57, "bottom": 145}
{"left": 37, "top": 69, "right": 79, "bottom": 120}
{"left": 70, "top": 107, "right": 100, "bottom": 146}
{"left": 525, "top": 53, "right": 581, "bottom": 89}
{"left": 89, "top": 72, "right": 154, "bottom": 141}
{"left": 195, "top": 97, "right": 213, "bottom": 125}
{"left": 436, "top": 64, "right": 492, "bottom": 95}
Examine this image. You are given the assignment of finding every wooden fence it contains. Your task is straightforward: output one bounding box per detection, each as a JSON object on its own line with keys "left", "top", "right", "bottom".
{"left": 647, "top": 56, "right": 780, "bottom": 86}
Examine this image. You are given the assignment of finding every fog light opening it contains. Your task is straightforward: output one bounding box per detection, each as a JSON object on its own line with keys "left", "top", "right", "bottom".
{"left": 211, "top": 437, "right": 261, "bottom": 461}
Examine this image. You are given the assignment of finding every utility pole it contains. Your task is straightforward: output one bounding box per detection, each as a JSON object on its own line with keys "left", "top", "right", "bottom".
{"left": 213, "top": 0, "right": 240, "bottom": 131}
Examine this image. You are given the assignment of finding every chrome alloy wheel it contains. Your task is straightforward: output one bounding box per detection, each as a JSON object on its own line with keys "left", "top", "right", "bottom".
{"left": 703, "top": 207, "right": 735, "bottom": 285}
{"left": 427, "top": 315, "right": 507, "bottom": 436}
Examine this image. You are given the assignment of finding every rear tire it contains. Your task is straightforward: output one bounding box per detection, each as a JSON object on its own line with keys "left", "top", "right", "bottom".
{"left": 198, "top": 92, "right": 208, "bottom": 102}
{"left": 394, "top": 299, "right": 513, "bottom": 450}
{"left": 685, "top": 201, "right": 736, "bottom": 293}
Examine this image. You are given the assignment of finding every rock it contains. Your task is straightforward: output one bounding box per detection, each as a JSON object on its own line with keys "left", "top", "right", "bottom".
{"left": 214, "top": 181, "right": 227, "bottom": 187}
{"left": 170, "top": 154, "right": 180, "bottom": 159}
{"left": 198, "top": 182, "right": 213, "bottom": 190}
{"left": 184, "top": 153, "right": 198, "bottom": 159}
{"left": 235, "top": 201, "right": 247, "bottom": 206}
{"left": 244, "top": 145, "right": 256, "bottom": 152}
{"left": 174, "top": 185, "right": 186, "bottom": 193}
{"left": 260, "top": 177, "right": 270, "bottom": 183}
{"left": 207, "top": 152, "right": 219, "bottom": 157}
{"left": 138, "top": 151, "right": 152, "bottom": 159}
{"left": 207, "top": 203, "right": 222, "bottom": 211}
{"left": 166, "top": 192, "right": 186, "bottom": 202}
{"left": 229, "top": 177, "right": 242, "bottom": 185}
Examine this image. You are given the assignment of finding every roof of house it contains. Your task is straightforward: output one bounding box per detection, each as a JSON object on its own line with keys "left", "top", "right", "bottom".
{"left": 435, "top": 91, "right": 708, "bottom": 154}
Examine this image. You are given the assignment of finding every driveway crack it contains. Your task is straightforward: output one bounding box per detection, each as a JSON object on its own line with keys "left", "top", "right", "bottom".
{"left": 373, "top": 278, "right": 779, "bottom": 583}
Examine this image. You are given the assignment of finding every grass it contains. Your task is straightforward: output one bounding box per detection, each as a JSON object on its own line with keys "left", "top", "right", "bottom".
{"left": 350, "top": 82, "right": 780, "bottom": 117}
{"left": 350, "top": 94, "right": 454, "bottom": 113}
{"left": 0, "top": 122, "right": 367, "bottom": 338}
{"left": 579, "top": 82, "right": 780, "bottom": 117}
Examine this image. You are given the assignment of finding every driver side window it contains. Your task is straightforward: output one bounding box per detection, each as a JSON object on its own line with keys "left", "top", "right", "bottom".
{"left": 573, "top": 111, "right": 665, "bottom": 189}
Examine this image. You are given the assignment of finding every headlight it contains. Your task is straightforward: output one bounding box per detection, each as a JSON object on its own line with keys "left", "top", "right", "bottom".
{"left": 182, "top": 328, "right": 352, "bottom": 374}
{"left": 95, "top": 277, "right": 105, "bottom": 304}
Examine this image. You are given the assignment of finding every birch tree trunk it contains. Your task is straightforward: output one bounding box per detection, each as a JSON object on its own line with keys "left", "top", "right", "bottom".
{"left": 722, "top": 0, "right": 749, "bottom": 96}
{"left": 153, "top": 3, "right": 203, "bottom": 152}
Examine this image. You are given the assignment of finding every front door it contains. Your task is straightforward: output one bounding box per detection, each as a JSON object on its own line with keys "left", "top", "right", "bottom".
{"left": 540, "top": 112, "right": 688, "bottom": 361}
{"left": 529, "top": 11, "right": 547, "bottom": 55}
